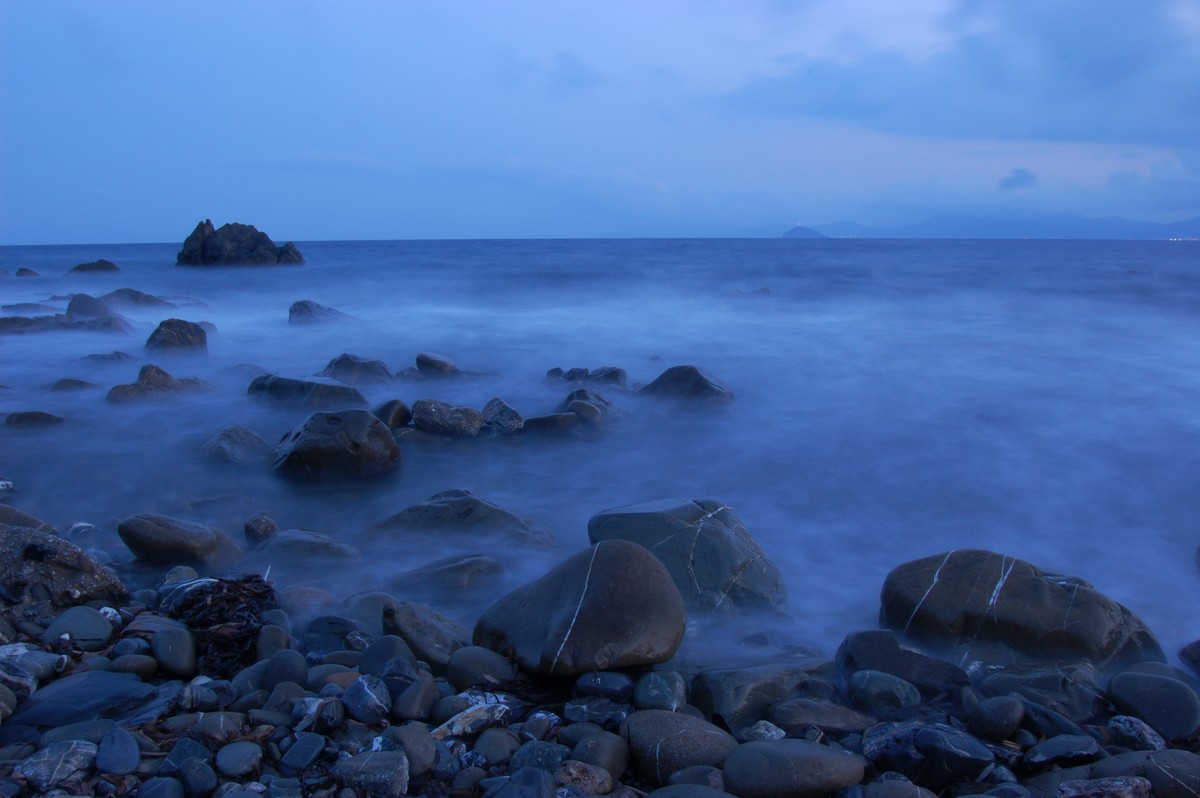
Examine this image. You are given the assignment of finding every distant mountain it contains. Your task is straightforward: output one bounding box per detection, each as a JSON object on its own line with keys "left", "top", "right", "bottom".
{"left": 809, "top": 213, "right": 1200, "bottom": 240}
{"left": 781, "top": 224, "right": 827, "bottom": 239}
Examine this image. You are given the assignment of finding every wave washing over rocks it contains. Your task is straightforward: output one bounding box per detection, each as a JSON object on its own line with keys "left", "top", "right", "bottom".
{"left": 1, "top": 234, "right": 1199, "bottom": 797}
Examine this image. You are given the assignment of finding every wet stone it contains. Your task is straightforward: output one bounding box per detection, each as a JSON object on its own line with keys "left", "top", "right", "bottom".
{"left": 634, "top": 671, "right": 688, "bottom": 712}
{"left": 152, "top": 627, "right": 198, "bottom": 677}
{"left": 511, "top": 740, "right": 572, "bottom": 773}
{"left": 331, "top": 750, "right": 409, "bottom": 797}
{"left": 280, "top": 732, "right": 326, "bottom": 771}
{"left": 575, "top": 671, "right": 635, "bottom": 702}
{"left": 175, "top": 756, "right": 218, "bottom": 797}
{"left": 849, "top": 670, "right": 922, "bottom": 714}
{"left": 867, "top": 722, "right": 995, "bottom": 792}
{"left": 556, "top": 759, "right": 614, "bottom": 795}
{"left": 96, "top": 727, "right": 140, "bottom": 775}
{"left": 1108, "top": 671, "right": 1200, "bottom": 740}
{"left": 1107, "top": 715, "right": 1167, "bottom": 751}
{"left": 1024, "top": 734, "right": 1102, "bottom": 768}
{"left": 303, "top": 615, "right": 361, "bottom": 654}
{"left": 570, "top": 730, "right": 629, "bottom": 784}
{"left": 264, "top": 648, "right": 309, "bottom": 690}
{"left": 969, "top": 696, "right": 1026, "bottom": 742}
{"left": 723, "top": 739, "right": 867, "bottom": 798}
{"left": 484, "top": 397, "right": 524, "bottom": 433}
{"left": 138, "top": 776, "right": 186, "bottom": 798}
{"left": 563, "top": 697, "right": 633, "bottom": 728}
{"left": 1056, "top": 776, "right": 1153, "bottom": 798}
{"left": 343, "top": 674, "right": 392, "bottom": 724}
{"left": 40, "top": 719, "right": 117, "bottom": 747}
{"left": 41, "top": 605, "right": 114, "bottom": 652}
{"left": 216, "top": 740, "right": 263, "bottom": 778}
{"left": 14, "top": 740, "right": 98, "bottom": 793}
{"left": 486, "top": 766, "right": 556, "bottom": 798}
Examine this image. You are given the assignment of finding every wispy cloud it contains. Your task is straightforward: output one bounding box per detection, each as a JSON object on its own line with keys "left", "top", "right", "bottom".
{"left": 998, "top": 168, "right": 1037, "bottom": 191}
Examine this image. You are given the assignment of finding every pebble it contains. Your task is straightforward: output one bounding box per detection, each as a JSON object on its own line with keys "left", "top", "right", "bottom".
{"left": 1108, "top": 671, "right": 1200, "bottom": 740}
{"left": 96, "top": 727, "right": 141, "bottom": 775}
{"left": 216, "top": 741, "right": 264, "bottom": 778}
{"left": 151, "top": 627, "right": 197, "bottom": 677}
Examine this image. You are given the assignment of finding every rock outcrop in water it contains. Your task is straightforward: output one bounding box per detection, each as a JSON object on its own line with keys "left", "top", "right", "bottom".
{"left": 176, "top": 219, "right": 303, "bottom": 266}
{"left": 271, "top": 409, "right": 400, "bottom": 481}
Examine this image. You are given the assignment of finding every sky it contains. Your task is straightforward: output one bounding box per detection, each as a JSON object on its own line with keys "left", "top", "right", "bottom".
{"left": 1, "top": 1, "right": 1198, "bottom": 243}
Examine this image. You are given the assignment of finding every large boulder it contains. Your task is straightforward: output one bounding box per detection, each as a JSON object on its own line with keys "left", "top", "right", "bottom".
{"left": 588, "top": 498, "right": 786, "bottom": 613}
{"left": 473, "top": 539, "right": 687, "bottom": 675}
{"left": 106, "top": 364, "right": 211, "bottom": 403}
{"left": 145, "top": 318, "right": 208, "bottom": 353}
{"left": 0, "top": 524, "right": 127, "bottom": 627}
{"left": 116, "top": 513, "right": 243, "bottom": 570}
{"left": 289, "top": 300, "right": 351, "bottom": 324}
{"left": 723, "top": 740, "right": 867, "bottom": 798}
{"left": 411, "top": 399, "right": 485, "bottom": 438}
{"left": 247, "top": 374, "right": 367, "bottom": 409}
{"left": 100, "top": 288, "right": 175, "bottom": 309}
{"left": 272, "top": 409, "right": 399, "bottom": 481}
{"left": 176, "top": 219, "right": 303, "bottom": 265}
{"left": 68, "top": 259, "right": 120, "bottom": 273}
{"left": 638, "top": 365, "right": 733, "bottom": 401}
{"left": 318, "top": 353, "right": 393, "bottom": 385}
{"left": 359, "top": 489, "right": 555, "bottom": 547}
{"left": 623, "top": 710, "right": 738, "bottom": 785}
{"left": 880, "top": 550, "right": 1164, "bottom": 673}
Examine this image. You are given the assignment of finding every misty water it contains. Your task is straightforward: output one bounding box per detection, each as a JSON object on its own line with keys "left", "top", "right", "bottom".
{"left": 2, "top": 238, "right": 1198, "bottom": 665}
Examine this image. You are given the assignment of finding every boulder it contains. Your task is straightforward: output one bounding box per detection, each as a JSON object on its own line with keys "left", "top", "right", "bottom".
{"left": 588, "top": 498, "right": 786, "bottom": 613}
{"left": 722, "top": 740, "right": 867, "bottom": 798}
{"left": 411, "top": 398, "right": 485, "bottom": 437}
{"left": 272, "top": 409, "right": 399, "bottom": 481}
{"left": 318, "top": 353, "right": 393, "bottom": 385}
{"left": 390, "top": 554, "right": 505, "bottom": 597}
{"left": 372, "top": 398, "right": 413, "bottom": 430}
{"left": 638, "top": 365, "right": 733, "bottom": 401}
{"left": 107, "top": 364, "right": 211, "bottom": 403}
{"left": 247, "top": 373, "right": 367, "bottom": 408}
{"left": 622, "top": 710, "right": 738, "bottom": 786}
{"left": 199, "top": 425, "right": 271, "bottom": 464}
{"left": 835, "top": 630, "right": 969, "bottom": 699}
{"left": 483, "top": 397, "right": 524, "bottom": 433}
{"left": 288, "top": 299, "right": 349, "bottom": 324}
{"left": 382, "top": 600, "right": 471, "bottom": 668}
{"left": 880, "top": 550, "right": 1164, "bottom": 673}
{"left": 69, "top": 258, "right": 120, "bottom": 273}
{"left": 415, "top": 352, "right": 457, "bottom": 376}
{"left": 15, "top": 267, "right": 38, "bottom": 277}
{"left": 251, "top": 528, "right": 361, "bottom": 562}
{"left": 5, "top": 410, "right": 65, "bottom": 427}
{"left": 0, "top": 313, "right": 129, "bottom": 334}
{"left": 473, "top": 539, "right": 687, "bottom": 675}
{"left": 116, "top": 513, "right": 243, "bottom": 569}
{"left": 360, "top": 489, "right": 555, "bottom": 547}
{"left": 100, "top": 287, "right": 175, "bottom": 308}
{"left": 0, "top": 503, "right": 55, "bottom": 531}
{"left": 0, "top": 523, "right": 127, "bottom": 623}
{"left": 176, "top": 219, "right": 303, "bottom": 265}
{"left": 145, "top": 318, "right": 208, "bottom": 353}
{"left": 66, "top": 293, "right": 127, "bottom": 322}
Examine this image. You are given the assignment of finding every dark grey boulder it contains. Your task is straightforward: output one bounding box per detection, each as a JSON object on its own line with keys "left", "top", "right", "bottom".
{"left": 145, "top": 318, "right": 208, "bottom": 353}
{"left": 474, "top": 539, "right": 686, "bottom": 675}
{"left": 116, "top": 513, "right": 243, "bottom": 569}
{"left": 360, "top": 489, "right": 554, "bottom": 547}
{"left": 199, "top": 425, "right": 271, "bottom": 464}
{"left": 411, "top": 398, "right": 485, "bottom": 437}
{"left": 866, "top": 722, "right": 994, "bottom": 791}
{"left": 14, "top": 740, "right": 98, "bottom": 793}
{"left": 836, "top": 630, "right": 969, "bottom": 699}
{"left": 69, "top": 258, "right": 120, "bottom": 273}
{"left": 372, "top": 398, "right": 412, "bottom": 430}
{"left": 247, "top": 373, "right": 367, "bottom": 408}
{"left": 96, "top": 726, "right": 141, "bottom": 775}
{"left": 848, "top": 670, "right": 922, "bottom": 714}
{"left": 0, "top": 523, "right": 126, "bottom": 623}
{"left": 483, "top": 397, "right": 524, "bottom": 433}
{"left": 331, "top": 751, "right": 409, "bottom": 797}
{"left": 342, "top": 675, "right": 392, "bottom": 724}
{"left": 177, "top": 219, "right": 303, "bottom": 265}
{"left": 272, "top": 409, "right": 399, "bottom": 481}
{"left": 288, "top": 299, "right": 349, "bottom": 324}
{"left": 638, "top": 365, "right": 733, "bottom": 400}
{"left": 318, "top": 353, "right": 393, "bottom": 385}
{"left": 623, "top": 710, "right": 738, "bottom": 786}
{"left": 588, "top": 498, "right": 786, "bottom": 612}
{"left": 382, "top": 600, "right": 471, "bottom": 668}
{"left": 67, "top": 293, "right": 129, "bottom": 327}
{"left": 1109, "top": 671, "right": 1200, "bottom": 740}
{"left": 7, "top": 670, "right": 155, "bottom": 728}
{"left": 979, "top": 661, "right": 1104, "bottom": 724}
{"left": 106, "top": 364, "right": 211, "bottom": 403}
{"left": 1023, "top": 733, "right": 1102, "bottom": 768}
{"left": 880, "top": 550, "right": 1164, "bottom": 673}
{"left": 689, "top": 662, "right": 822, "bottom": 731}
{"left": 415, "top": 352, "right": 457, "bottom": 376}
{"left": 4, "top": 410, "right": 65, "bottom": 427}
{"left": 100, "top": 287, "right": 175, "bottom": 308}
{"left": 522, "top": 412, "right": 581, "bottom": 433}
{"left": 722, "top": 739, "right": 867, "bottom": 798}
{"left": 967, "top": 695, "right": 1025, "bottom": 742}
{"left": 41, "top": 605, "right": 114, "bottom": 652}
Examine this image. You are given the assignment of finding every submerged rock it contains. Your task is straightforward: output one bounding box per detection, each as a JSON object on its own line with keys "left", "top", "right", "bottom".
{"left": 474, "top": 539, "right": 686, "bottom": 675}
{"left": 4, "top": 410, "right": 66, "bottom": 427}
{"left": 116, "top": 513, "right": 243, "bottom": 569}
{"left": 177, "top": 219, "right": 303, "bottom": 265}
{"left": 588, "top": 498, "right": 786, "bottom": 613}
{"left": 199, "top": 425, "right": 271, "bottom": 464}
{"left": 68, "top": 258, "right": 120, "bottom": 273}
{"left": 880, "top": 549, "right": 1164, "bottom": 674}
{"left": 145, "top": 318, "right": 208, "bottom": 353}
{"left": 411, "top": 398, "right": 485, "bottom": 437}
{"left": 288, "top": 299, "right": 350, "bottom": 324}
{"left": 107, "top": 364, "right": 211, "bottom": 402}
{"left": 638, "top": 365, "right": 733, "bottom": 401}
{"left": 360, "top": 489, "right": 555, "bottom": 547}
{"left": 0, "top": 523, "right": 127, "bottom": 622}
{"left": 272, "top": 408, "right": 399, "bottom": 481}
{"left": 318, "top": 352, "right": 393, "bottom": 384}
{"left": 247, "top": 373, "right": 367, "bottom": 408}
{"left": 100, "top": 287, "right": 176, "bottom": 308}
{"left": 415, "top": 352, "right": 457, "bottom": 376}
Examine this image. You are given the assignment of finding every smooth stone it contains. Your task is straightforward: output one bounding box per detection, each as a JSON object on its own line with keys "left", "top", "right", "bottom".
{"left": 634, "top": 671, "right": 688, "bottom": 712}
{"left": 767, "top": 698, "right": 876, "bottom": 735}
{"left": 1056, "top": 776, "right": 1153, "bottom": 798}
{"left": 623, "top": 710, "right": 738, "bottom": 786}
{"left": 200, "top": 425, "right": 270, "bottom": 464}
{"left": 109, "top": 654, "right": 158, "bottom": 680}
{"left": 145, "top": 318, "right": 208, "bottom": 353}
{"left": 982, "top": 661, "right": 1104, "bottom": 724}
{"left": 968, "top": 695, "right": 1026, "bottom": 742}
{"left": 1090, "top": 750, "right": 1200, "bottom": 798}
{"left": 152, "top": 627, "right": 197, "bottom": 677}
{"left": 7, "top": 670, "right": 154, "bottom": 727}
{"left": 342, "top": 674, "right": 392, "bottom": 724}
{"left": 415, "top": 352, "right": 457, "bottom": 375}
{"left": 271, "top": 409, "right": 399, "bottom": 481}
{"left": 865, "top": 721, "right": 994, "bottom": 791}
{"left": 174, "top": 757, "right": 218, "bottom": 797}
{"left": 411, "top": 398, "right": 484, "bottom": 437}
{"left": 575, "top": 671, "right": 636, "bottom": 703}
{"left": 383, "top": 600, "right": 471, "bottom": 667}
{"left": 646, "top": 788, "right": 738, "bottom": 798}
{"left": 255, "top": 624, "right": 290, "bottom": 661}
{"left": 117, "top": 513, "right": 242, "bottom": 569}
{"left": 475, "top": 727, "right": 523, "bottom": 766}
{"left": 848, "top": 670, "right": 922, "bottom": 713}
{"left": 638, "top": 365, "right": 733, "bottom": 401}
{"left": 303, "top": 615, "right": 361, "bottom": 654}
{"left": 216, "top": 740, "right": 263, "bottom": 778}
{"left": 1024, "top": 734, "right": 1102, "bottom": 768}
{"left": 288, "top": 299, "right": 347, "bottom": 323}
{"left": 263, "top": 648, "right": 309, "bottom": 690}
{"left": 40, "top": 719, "right": 116, "bottom": 747}
{"left": 690, "top": 663, "right": 826, "bottom": 732}
{"left": 247, "top": 373, "right": 366, "bottom": 408}
{"left": 14, "top": 740, "right": 98, "bottom": 793}
{"left": 388, "top": 723, "right": 438, "bottom": 777}
{"left": 96, "top": 727, "right": 141, "bottom": 775}
{"left": 391, "top": 675, "right": 440, "bottom": 721}
{"left": 570, "top": 730, "right": 629, "bottom": 784}
{"left": 331, "top": 750, "right": 410, "bottom": 796}
{"left": 138, "top": 777, "right": 186, "bottom": 798}
{"left": 280, "top": 732, "right": 326, "bottom": 771}
{"left": 41, "top": 606, "right": 113, "bottom": 652}
{"left": 556, "top": 759, "right": 614, "bottom": 794}
{"left": 511, "top": 740, "right": 571, "bottom": 773}
{"left": 1108, "top": 671, "right": 1200, "bottom": 740}
{"left": 486, "top": 766, "right": 556, "bottom": 798}
{"left": 362, "top": 488, "right": 555, "bottom": 547}
{"left": 446, "top": 645, "right": 517, "bottom": 691}
{"left": 359, "top": 635, "right": 417, "bottom": 676}
{"left": 836, "top": 630, "right": 969, "bottom": 698}
{"left": 722, "top": 739, "right": 867, "bottom": 798}
{"left": 318, "top": 352, "right": 393, "bottom": 384}
{"left": 372, "top": 398, "right": 413, "bottom": 430}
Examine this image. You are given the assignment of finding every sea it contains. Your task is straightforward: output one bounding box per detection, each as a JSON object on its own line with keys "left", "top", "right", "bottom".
{"left": 1, "top": 238, "right": 1198, "bottom": 665}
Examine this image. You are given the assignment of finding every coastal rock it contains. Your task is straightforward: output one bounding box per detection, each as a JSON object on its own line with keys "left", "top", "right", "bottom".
{"left": 0, "top": 313, "right": 130, "bottom": 334}
{"left": 199, "top": 425, "right": 271, "bottom": 464}
{"left": 100, "top": 287, "right": 176, "bottom": 308}
{"left": 69, "top": 258, "right": 120, "bottom": 273}
{"left": 106, "top": 364, "right": 211, "bottom": 403}
{"left": 473, "top": 539, "right": 686, "bottom": 675}
{"left": 722, "top": 739, "right": 867, "bottom": 798}
{"left": 867, "top": 721, "right": 995, "bottom": 791}
{"left": 271, "top": 409, "right": 400, "bottom": 481}
{"left": 360, "top": 489, "right": 555, "bottom": 547}
{"left": 836, "top": 630, "right": 969, "bottom": 698}
{"left": 14, "top": 740, "right": 98, "bottom": 793}
{"left": 880, "top": 550, "right": 1164, "bottom": 673}
{"left": 1108, "top": 671, "right": 1200, "bottom": 740}
{"left": 288, "top": 299, "right": 349, "bottom": 324}
{"left": 177, "top": 219, "right": 303, "bottom": 265}
{"left": 587, "top": 498, "right": 786, "bottom": 612}
{"left": 638, "top": 365, "right": 733, "bottom": 401}
{"left": 15, "top": 267, "right": 38, "bottom": 276}
{"left": 767, "top": 698, "right": 877, "bottom": 735}
{"left": 0, "top": 503, "right": 55, "bottom": 531}
{"left": 41, "top": 605, "right": 114, "bottom": 652}
{"left": 145, "top": 318, "right": 208, "bottom": 353}
{"left": 251, "top": 527, "right": 360, "bottom": 562}
{"left": 390, "top": 553, "right": 505, "bottom": 597}
{"left": 690, "top": 663, "right": 824, "bottom": 731}
{"left": 382, "top": 600, "right": 471, "bottom": 667}
{"left": 45, "top": 377, "right": 99, "bottom": 391}
{"left": 483, "top": 397, "right": 524, "bottom": 433}
{"left": 318, "top": 352, "right": 393, "bottom": 385}
{"left": 116, "top": 513, "right": 243, "bottom": 569}
{"left": 332, "top": 751, "right": 409, "bottom": 797}
{"left": 4, "top": 410, "right": 65, "bottom": 427}
{"left": 372, "top": 398, "right": 413, "bottom": 430}
{"left": 7, "top": 670, "right": 156, "bottom": 727}
{"left": 0, "top": 523, "right": 126, "bottom": 621}
{"left": 412, "top": 398, "right": 485, "bottom": 437}
{"left": 416, "top": 352, "right": 457, "bottom": 376}
{"left": 67, "top": 292, "right": 129, "bottom": 324}
{"left": 247, "top": 373, "right": 368, "bottom": 408}
{"left": 622, "top": 710, "right": 738, "bottom": 786}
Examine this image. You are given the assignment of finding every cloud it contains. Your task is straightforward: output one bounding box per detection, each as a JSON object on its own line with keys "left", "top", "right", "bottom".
{"left": 998, "top": 167, "right": 1037, "bottom": 191}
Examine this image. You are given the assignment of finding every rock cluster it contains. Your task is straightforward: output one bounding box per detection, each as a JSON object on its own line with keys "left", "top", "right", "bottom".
{"left": 176, "top": 220, "right": 303, "bottom": 266}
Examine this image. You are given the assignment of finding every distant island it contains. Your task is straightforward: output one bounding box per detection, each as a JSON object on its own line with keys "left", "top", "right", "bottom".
{"left": 781, "top": 225, "right": 828, "bottom": 239}
{"left": 780, "top": 213, "right": 1200, "bottom": 240}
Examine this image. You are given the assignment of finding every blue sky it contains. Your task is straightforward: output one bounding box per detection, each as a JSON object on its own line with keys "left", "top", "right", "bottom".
{"left": 2, "top": 1, "right": 1198, "bottom": 243}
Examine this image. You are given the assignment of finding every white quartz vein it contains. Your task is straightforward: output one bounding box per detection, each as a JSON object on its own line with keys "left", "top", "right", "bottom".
{"left": 903, "top": 549, "right": 955, "bottom": 635}
{"left": 550, "top": 545, "right": 599, "bottom": 674}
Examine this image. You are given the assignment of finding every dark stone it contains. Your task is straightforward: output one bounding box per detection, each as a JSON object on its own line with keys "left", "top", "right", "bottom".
{"left": 45, "top": 377, "right": 99, "bottom": 391}
{"left": 358, "top": 636, "right": 416, "bottom": 676}
{"left": 15, "top": 267, "right": 37, "bottom": 276}
{"left": 117, "top": 513, "right": 243, "bottom": 569}
{"left": 69, "top": 258, "right": 120, "bottom": 273}
{"left": 4, "top": 410, "right": 64, "bottom": 427}
{"left": 634, "top": 671, "right": 689, "bottom": 712}
{"left": 486, "top": 766, "right": 556, "bottom": 798}
{"left": 247, "top": 373, "right": 367, "bottom": 408}
{"left": 280, "top": 731, "right": 326, "bottom": 771}
{"left": 623, "top": 710, "right": 738, "bottom": 786}
{"left": 588, "top": 498, "right": 786, "bottom": 612}
{"left": 588, "top": 366, "right": 627, "bottom": 387}
{"left": 174, "top": 756, "right": 218, "bottom": 797}
{"left": 304, "top": 615, "right": 362, "bottom": 655}
{"left": 96, "top": 727, "right": 140, "bottom": 775}
{"left": 411, "top": 398, "right": 485, "bottom": 437}
{"left": 41, "top": 605, "right": 113, "bottom": 652}
{"left": 7, "top": 671, "right": 155, "bottom": 727}
{"left": 848, "top": 670, "right": 922, "bottom": 714}
{"left": 390, "top": 553, "right": 505, "bottom": 598}
{"left": 522, "top": 412, "right": 580, "bottom": 433}
{"left": 722, "top": 739, "right": 867, "bottom": 798}
{"left": 177, "top": 219, "right": 303, "bottom": 265}
{"left": 880, "top": 550, "right": 1164, "bottom": 673}
{"left": 67, "top": 293, "right": 124, "bottom": 320}
{"left": 980, "top": 661, "right": 1105, "bottom": 724}
{"left": 510, "top": 740, "right": 571, "bottom": 772}
{"left": 1056, "top": 776, "right": 1152, "bottom": 798}
{"left": 563, "top": 696, "right": 633, "bottom": 728}
{"left": 638, "top": 365, "right": 733, "bottom": 400}
{"left": 483, "top": 397, "right": 524, "bottom": 433}
{"left": 342, "top": 675, "right": 391, "bottom": 724}
{"left": 361, "top": 489, "right": 555, "bottom": 547}
{"left": 14, "top": 741, "right": 98, "bottom": 793}
{"left": 271, "top": 409, "right": 399, "bottom": 481}
{"left": 446, "top": 645, "right": 517, "bottom": 691}
{"left": 372, "top": 398, "right": 412, "bottom": 430}
{"left": 151, "top": 627, "right": 197, "bottom": 677}
{"left": 967, "top": 696, "right": 1025, "bottom": 742}
{"left": 216, "top": 740, "right": 263, "bottom": 777}
{"left": 318, "top": 353, "right": 393, "bottom": 385}
{"left": 331, "top": 751, "right": 409, "bottom": 796}
{"left": 1090, "top": 750, "right": 1200, "bottom": 798}
{"left": 576, "top": 671, "right": 636, "bottom": 702}
{"left": 139, "top": 777, "right": 186, "bottom": 798}
{"left": 145, "top": 318, "right": 208, "bottom": 353}
{"left": 768, "top": 698, "right": 876, "bottom": 735}
{"left": 0, "top": 503, "right": 53, "bottom": 531}
{"left": 866, "top": 722, "right": 994, "bottom": 791}
{"left": 1108, "top": 671, "right": 1200, "bottom": 740}
{"left": 690, "top": 663, "right": 820, "bottom": 732}
{"left": 835, "top": 630, "right": 969, "bottom": 699}
{"left": 647, "top": 788, "right": 737, "bottom": 798}
{"left": 199, "top": 425, "right": 270, "bottom": 464}
{"left": 474, "top": 539, "right": 686, "bottom": 675}
{"left": 0, "top": 524, "right": 126, "bottom": 622}
{"left": 1108, "top": 715, "right": 1167, "bottom": 751}
{"left": 416, "top": 352, "right": 457, "bottom": 376}
{"left": 106, "top": 364, "right": 211, "bottom": 402}
{"left": 382, "top": 600, "right": 471, "bottom": 668}
{"left": 288, "top": 299, "right": 349, "bottom": 324}
{"left": 1023, "top": 734, "right": 1102, "bottom": 768}
{"left": 100, "top": 287, "right": 175, "bottom": 308}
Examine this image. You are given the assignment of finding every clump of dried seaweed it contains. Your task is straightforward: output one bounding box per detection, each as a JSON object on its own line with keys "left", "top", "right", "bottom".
{"left": 162, "top": 574, "right": 276, "bottom": 679}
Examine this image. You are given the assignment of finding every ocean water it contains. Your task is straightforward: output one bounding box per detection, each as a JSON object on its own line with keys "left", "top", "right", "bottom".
{"left": 1, "top": 238, "right": 1198, "bottom": 663}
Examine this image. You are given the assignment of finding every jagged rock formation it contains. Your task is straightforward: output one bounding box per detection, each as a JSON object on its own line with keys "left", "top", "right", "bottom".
{"left": 176, "top": 219, "right": 303, "bottom": 266}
